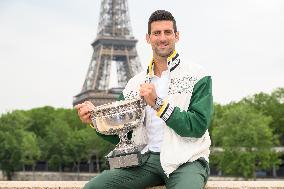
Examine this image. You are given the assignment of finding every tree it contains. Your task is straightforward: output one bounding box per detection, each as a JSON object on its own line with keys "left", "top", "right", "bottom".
{"left": 0, "top": 131, "right": 22, "bottom": 180}
{"left": 20, "top": 131, "right": 41, "bottom": 172}
{"left": 272, "top": 87, "right": 284, "bottom": 103}
{"left": 65, "top": 129, "right": 92, "bottom": 174}
{"left": 0, "top": 110, "right": 31, "bottom": 180}
{"left": 210, "top": 103, "right": 226, "bottom": 147}
{"left": 26, "top": 106, "right": 56, "bottom": 138}
{"left": 241, "top": 88, "right": 284, "bottom": 144}
{"left": 42, "top": 118, "right": 71, "bottom": 172}
{"left": 211, "top": 103, "right": 281, "bottom": 179}
{"left": 55, "top": 108, "right": 85, "bottom": 131}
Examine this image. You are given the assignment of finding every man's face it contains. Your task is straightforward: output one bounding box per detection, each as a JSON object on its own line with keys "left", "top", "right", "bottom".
{"left": 146, "top": 20, "right": 179, "bottom": 58}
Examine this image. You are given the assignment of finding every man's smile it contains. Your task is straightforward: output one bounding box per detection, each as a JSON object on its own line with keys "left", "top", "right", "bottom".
{"left": 158, "top": 43, "right": 169, "bottom": 48}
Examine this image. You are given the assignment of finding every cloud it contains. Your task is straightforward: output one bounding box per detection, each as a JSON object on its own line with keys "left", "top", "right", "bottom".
{"left": 0, "top": 0, "right": 284, "bottom": 114}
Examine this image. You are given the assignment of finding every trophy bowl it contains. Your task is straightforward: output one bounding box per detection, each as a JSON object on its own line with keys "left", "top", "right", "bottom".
{"left": 90, "top": 98, "right": 147, "bottom": 169}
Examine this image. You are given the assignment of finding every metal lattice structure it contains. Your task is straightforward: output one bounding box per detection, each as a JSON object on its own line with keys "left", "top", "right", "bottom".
{"left": 73, "top": 0, "right": 142, "bottom": 106}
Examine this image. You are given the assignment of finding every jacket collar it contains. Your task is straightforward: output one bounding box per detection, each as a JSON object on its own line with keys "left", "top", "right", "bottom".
{"left": 146, "top": 50, "right": 180, "bottom": 80}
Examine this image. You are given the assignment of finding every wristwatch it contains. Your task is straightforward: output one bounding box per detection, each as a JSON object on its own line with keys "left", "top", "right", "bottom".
{"left": 153, "top": 97, "right": 164, "bottom": 111}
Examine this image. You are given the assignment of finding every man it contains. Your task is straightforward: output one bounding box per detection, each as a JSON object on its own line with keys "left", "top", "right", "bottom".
{"left": 76, "top": 10, "right": 213, "bottom": 189}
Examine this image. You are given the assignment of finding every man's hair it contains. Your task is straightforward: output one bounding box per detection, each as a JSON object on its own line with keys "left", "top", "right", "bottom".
{"left": 148, "top": 10, "right": 177, "bottom": 35}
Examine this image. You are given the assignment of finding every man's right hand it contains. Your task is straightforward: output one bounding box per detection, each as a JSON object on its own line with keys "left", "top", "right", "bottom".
{"left": 74, "top": 101, "right": 95, "bottom": 124}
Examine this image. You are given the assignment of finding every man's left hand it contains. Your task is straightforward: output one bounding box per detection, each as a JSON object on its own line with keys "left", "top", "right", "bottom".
{"left": 139, "top": 83, "right": 157, "bottom": 107}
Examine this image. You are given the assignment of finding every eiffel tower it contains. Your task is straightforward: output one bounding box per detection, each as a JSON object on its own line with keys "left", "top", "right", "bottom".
{"left": 73, "top": 0, "right": 142, "bottom": 106}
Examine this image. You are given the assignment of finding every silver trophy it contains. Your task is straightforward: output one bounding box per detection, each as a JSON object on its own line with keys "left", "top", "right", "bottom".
{"left": 90, "top": 98, "right": 147, "bottom": 169}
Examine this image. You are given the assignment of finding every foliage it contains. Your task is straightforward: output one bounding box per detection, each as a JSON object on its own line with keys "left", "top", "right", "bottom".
{"left": 211, "top": 102, "right": 281, "bottom": 179}
{"left": 26, "top": 106, "right": 56, "bottom": 138}
{"left": 241, "top": 87, "right": 284, "bottom": 144}
{"left": 43, "top": 118, "right": 71, "bottom": 171}
{"left": 0, "top": 111, "right": 33, "bottom": 180}
{"left": 0, "top": 107, "right": 114, "bottom": 179}
{"left": 0, "top": 88, "right": 283, "bottom": 180}
{"left": 20, "top": 131, "right": 41, "bottom": 170}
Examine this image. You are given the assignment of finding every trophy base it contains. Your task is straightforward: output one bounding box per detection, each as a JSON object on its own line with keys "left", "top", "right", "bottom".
{"left": 106, "top": 144, "right": 146, "bottom": 169}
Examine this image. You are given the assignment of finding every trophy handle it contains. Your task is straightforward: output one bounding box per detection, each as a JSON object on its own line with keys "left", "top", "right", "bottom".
{"left": 89, "top": 109, "right": 100, "bottom": 131}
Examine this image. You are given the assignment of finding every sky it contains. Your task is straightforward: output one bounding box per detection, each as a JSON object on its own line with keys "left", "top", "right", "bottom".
{"left": 0, "top": 0, "right": 284, "bottom": 115}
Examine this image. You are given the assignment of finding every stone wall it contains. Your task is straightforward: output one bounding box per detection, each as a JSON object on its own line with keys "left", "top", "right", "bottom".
{"left": 0, "top": 172, "right": 98, "bottom": 181}
{"left": 1, "top": 172, "right": 283, "bottom": 182}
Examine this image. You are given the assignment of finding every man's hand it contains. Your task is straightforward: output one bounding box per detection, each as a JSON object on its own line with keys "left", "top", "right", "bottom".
{"left": 139, "top": 83, "right": 157, "bottom": 107}
{"left": 74, "top": 101, "right": 95, "bottom": 124}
